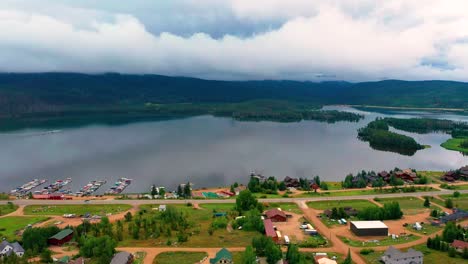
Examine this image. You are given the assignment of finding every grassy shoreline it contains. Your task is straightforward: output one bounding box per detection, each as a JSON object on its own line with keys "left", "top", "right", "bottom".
{"left": 441, "top": 138, "right": 468, "bottom": 154}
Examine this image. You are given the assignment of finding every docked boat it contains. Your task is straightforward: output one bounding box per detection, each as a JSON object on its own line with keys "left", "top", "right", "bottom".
{"left": 76, "top": 180, "right": 107, "bottom": 196}
{"left": 36, "top": 178, "right": 72, "bottom": 194}
{"left": 10, "top": 179, "right": 47, "bottom": 195}
{"left": 105, "top": 178, "right": 132, "bottom": 194}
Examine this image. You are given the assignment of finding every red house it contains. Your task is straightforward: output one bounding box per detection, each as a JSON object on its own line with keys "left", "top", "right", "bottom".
{"left": 263, "top": 219, "right": 278, "bottom": 242}
{"left": 48, "top": 229, "right": 74, "bottom": 246}
{"left": 265, "top": 209, "right": 287, "bottom": 222}
{"left": 452, "top": 240, "right": 468, "bottom": 252}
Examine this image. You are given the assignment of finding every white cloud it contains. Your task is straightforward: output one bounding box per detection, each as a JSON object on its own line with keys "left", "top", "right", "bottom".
{"left": 0, "top": 1, "right": 467, "bottom": 81}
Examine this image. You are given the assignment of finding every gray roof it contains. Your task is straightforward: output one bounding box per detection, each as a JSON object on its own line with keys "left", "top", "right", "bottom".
{"left": 0, "top": 241, "right": 11, "bottom": 252}
{"left": 0, "top": 241, "right": 24, "bottom": 254}
{"left": 110, "top": 251, "right": 132, "bottom": 264}
{"left": 382, "top": 246, "right": 423, "bottom": 261}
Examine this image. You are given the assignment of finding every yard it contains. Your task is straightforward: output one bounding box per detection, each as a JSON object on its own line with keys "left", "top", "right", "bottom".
{"left": 307, "top": 199, "right": 377, "bottom": 211}
{"left": 440, "top": 193, "right": 468, "bottom": 210}
{"left": 263, "top": 202, "right": 302, "bottom": 214}
{"left": 404, "top": 223, "right": 442, "bottom": 235}
{"left": 0, "top": 216, "right": 49, "bottom": 240}
{"left": 417, "top": 171, "right": 444, "bottom": 183}
{"left": 379, "top": 197, "right": 436, "bottom": 215}
{"left": 340, "top": 234, "right": 420, "bottom": 247}
{"left": 412, "top": 244, "right": 468, "bottom": 264}
{"left": 153, "top": 252, "right": 207, "bottom": 264}
{"left": 24, "top": 204, "right": 132, "bottom": 216}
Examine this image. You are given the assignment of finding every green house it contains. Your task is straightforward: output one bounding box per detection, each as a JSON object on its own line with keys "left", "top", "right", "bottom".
{"left": 210, "top": 248, "right": 233, "bottom": 264}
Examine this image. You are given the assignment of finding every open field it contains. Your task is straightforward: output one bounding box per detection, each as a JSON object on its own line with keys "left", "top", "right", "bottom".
{"left": 0, "top": 193, "right": 9, "bottom": 200}
{"left": 263, "top": 202, "right": 302, "bottom": 214}
{"left": 379, "top": 197, "right": 436, "bottom": 215}
{"left": 0, "top": 216, "right": 49, "bottom": 240}
{"left": 153, "top": 252, "right": 207, "bottom": 264}
{"left": 404, "top": 223, "right": 442, "bottom": 235}
{"left": 412, "top": 244, "right": 468, "bottom": 264}
{"left": 24, "top": 204, "right": 132, "bottom": 216}
{"left": 340, "top": 234, "right": 420, "bottom": 247}
{"left": 298, "top": 187, "right": 438, "bottom": 198}
{"left": 418, "top": 171, "right": 444, "bottom": 183}
{"left": 307, "top": 199, "right": 377, "bottom": 211}
{"left": 440, "top": 193, "right": 468, "bottom": 210}
{"left": 323, "top": 181, "right": 343, "bottom": 190}
{"left": 0, "top": 203, "right": 18, "bottom": 216}
{"left": 125, "top": 204, "right": 258, "bottom": 248}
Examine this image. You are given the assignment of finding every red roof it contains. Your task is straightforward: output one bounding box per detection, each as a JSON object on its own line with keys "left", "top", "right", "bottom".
{"left": 265, "top": 209, "right": 286, "bottom": 219}
{"left": 263, "top": 219, "right": 277, "bottom": 238}
{"left": 452, "top": 240, "right": 468, "bottom": 250}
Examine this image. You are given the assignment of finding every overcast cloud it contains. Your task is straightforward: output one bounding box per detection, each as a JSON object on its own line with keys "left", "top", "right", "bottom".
{"left": 0, "top": 0, "right": 468, "bottom": 81}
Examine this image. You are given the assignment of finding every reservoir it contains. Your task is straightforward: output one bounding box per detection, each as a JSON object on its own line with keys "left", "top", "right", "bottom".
{"left": 1, "top": 106, "right": 468, "bottom": 193}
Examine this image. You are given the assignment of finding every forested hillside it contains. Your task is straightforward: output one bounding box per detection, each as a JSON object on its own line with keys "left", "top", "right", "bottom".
{"left": 1, "top": 73, "right": 468, "bottom": 117}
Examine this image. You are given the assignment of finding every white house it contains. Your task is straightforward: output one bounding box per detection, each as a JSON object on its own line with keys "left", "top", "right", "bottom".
{"left": 0, "top": 241, "right": 25, "bottom": 257}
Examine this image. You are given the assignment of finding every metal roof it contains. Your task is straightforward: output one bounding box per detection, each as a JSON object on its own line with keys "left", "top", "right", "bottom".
{"left": 351, "top": 221, "right": 388, "bottom": 229}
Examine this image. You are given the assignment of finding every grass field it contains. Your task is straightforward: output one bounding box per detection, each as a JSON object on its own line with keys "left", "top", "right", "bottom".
{"left": 24, "top": 204, "right": 132, "bottom": 216}
{"left": 379, "top": 197, "right": 436, "bottom": 215}
{"left": 340, "top": 234, "right": 420, "bottom": 247}
{"left": 297, "top": 187, "right": 437, "bottom": 198}
{"left": 0, "top": 203, "right": 18, "bottom": 216}
{"left": 153, "top": 252, "right": 207, "bottom": 264}
{"left": 418, "top": 171, "right": 444, "bottom": 183}
{"left": 232, "top": 251, "right": 243, "bottom": 263}
{"left": 0, "top": 193, "right": 10, "bottom": 200}
{"left": 441, "top": 138, "right": 468, "bottom": 154}
{"left": 125, "top": 204, "right": 258, "bottom": 248}
{"left": 404, "top": 223, "right": 442, "bottom": 235}
{"left": 263, "top": 202, "right": 302, "bottom": 214}
{"left": 307, "top": 199, "right": 378, "bottom": 210}
{"left": 323, "top": 181, "right": 343, "bottom": 190}
{"left": 440, "top": 193, "right": 468, "bottom": 210}
{"left": 133, "top": 252, "right": 146, "bottom": 264}
{"left": 413, "top": 244, "right": 468, "bottom": 264}
{"left": 0, "top": 216, "right": 49, "bottom": 240}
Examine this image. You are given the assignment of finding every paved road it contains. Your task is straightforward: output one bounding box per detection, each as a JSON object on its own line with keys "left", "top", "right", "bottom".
{"left": 1, "top": 189, "right": 465, "bottom": 206}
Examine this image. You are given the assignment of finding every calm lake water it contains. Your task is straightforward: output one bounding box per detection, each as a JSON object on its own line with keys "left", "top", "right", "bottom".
{"left": 1, "top": 106, "right": 468, "bottom": 193}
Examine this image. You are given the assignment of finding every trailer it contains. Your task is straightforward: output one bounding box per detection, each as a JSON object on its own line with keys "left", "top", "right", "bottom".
{"left": 284, "top": 235, "right": 290, "bottom": 244}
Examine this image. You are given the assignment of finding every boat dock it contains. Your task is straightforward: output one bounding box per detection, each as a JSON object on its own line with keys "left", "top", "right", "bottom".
{"left": 10, "top": 179, "right": 48, "bottom": 196}
{"left": 76, "top": 180, "right": 107, "bottom": 196}
{"left": 105, "top": 178, "right": 132, "bottom": 194}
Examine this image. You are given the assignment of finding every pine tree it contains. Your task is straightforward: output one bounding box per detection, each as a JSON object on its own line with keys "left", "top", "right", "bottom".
{"left": 343, "top": 248, "right": 352, "bottom": 264}
{"left": 424, "top": 197, "right": 431, "bottom": 208}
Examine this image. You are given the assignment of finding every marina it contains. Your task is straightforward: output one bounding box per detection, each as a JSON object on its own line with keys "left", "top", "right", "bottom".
{"left": 75, "top": 180, "right": 107, "bottom": 196}
{"left": 105, "top": 178, "right": 132, "bottom": 194}
{"left": 34, "top": 178, "right": 73, "bottom": 195}
{"left": 10, "top": 179, "right": 47, "bottom": 196}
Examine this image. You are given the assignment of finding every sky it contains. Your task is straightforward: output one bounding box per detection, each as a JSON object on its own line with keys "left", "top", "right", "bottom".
{"left": 1, "top": 0, "right": 468, "bottom": 81}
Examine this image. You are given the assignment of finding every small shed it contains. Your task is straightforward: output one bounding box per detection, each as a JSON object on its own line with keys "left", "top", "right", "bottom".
{"left": 48, "top": 229, "right": 74, "bottom": 246}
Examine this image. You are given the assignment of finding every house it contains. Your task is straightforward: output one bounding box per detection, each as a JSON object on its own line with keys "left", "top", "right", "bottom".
{"left": 442, "top": 171, "right": 457, "bottom": 182}
{"left": 315, "top": 256, "right": 338, "bottom": 264}
{"left": 459, "top": 166, "right": 468, "bottom": 180}
{"left": 441, "top": 209, "right": 468, "bottom": 223}
{"left": 283, "top": 176, "right": 300, "bottom": 188}
{"left": 250, "top": 173, "right": 267, "bottom": 182}
{"left": 234, "top": 185, "right": 246, "bottom": 195}
{"left": 110, "top": 251, "right": 134, "bottom": 264}
{"left": 48, "top": 229, "right": 74, "bottom": 246}
{"left": 452, "top": 240, "right": 468, "bottom": 252}
{"left": 265, "top": 209, "right": 287, "bottom": 222}
{"left": 158, "top": 205, "right": 166, "bottom": 212}
{"left": 210, "top": 248, "right": 233, "bottom": 264}
{"left": 264, "top": 219, "right": 278, "bottom": 242}
{"left": 380, "top": 246, "right": 423, "bottom": 264}
{"left": 394, "top": 169, "right": 418, "bottom": 182}
{"left": 0, "top": 241, "right": 25, "bottom": 257}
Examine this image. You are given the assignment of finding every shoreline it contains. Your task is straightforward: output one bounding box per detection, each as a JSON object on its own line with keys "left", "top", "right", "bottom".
{"left": 348, "top": 104, "right": 467, "bottom": 112}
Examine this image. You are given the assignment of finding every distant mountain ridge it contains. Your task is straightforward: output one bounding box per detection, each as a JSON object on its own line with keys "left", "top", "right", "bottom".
{"left": 0, "top": 73, "right": 467, "bottom": 116}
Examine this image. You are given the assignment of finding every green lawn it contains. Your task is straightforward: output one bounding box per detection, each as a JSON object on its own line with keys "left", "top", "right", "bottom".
{"left": 440, "top": 194, "right": 468, "bottom": 210}
{"left": 0, "top": 203, "right": 18, "bottom": 216}
{"left": 153, "top": 252, "right": 207, "bottom": 264}
{"left": 264, "top": 202, "right": 302, "bottom": 214}
{"left": 307, "top": 200, "right": 377, "bottom": 210}
{"left": 379, "top": 197, "right": 436, "bottom": 215}
{"left": 323, "top": 181, "right": 343, "bottom": 190}
{"left": 0, "top": 193, "right": 10, "bottom": 200}
{"left": 417, "top": 171, "right": 444, "bottom": 183}
{"left": 360, "top": 250, "right": 385, "bottom": 264}
{"left": 404, "top": 224, "right": 442, "bottom": 235}
{"left": 340, "top": 234, "right": 420, "bottom": 247}
{"left": 297, "top": 187, "right": 437, "bottom": 198}
{"left": 24, "top": 204, "right": 132, "bottom": 216}
{"left": 412, "top": 244, "right": 468, "bottom": 264}
{"left": 232, "top": 251, "right": 243, "bottom": 263}
{"left": 441, "top": 138, "right": 468, "bottom": 154}
{"left": 0, "top": 216, "right": 49, "bottom": 240}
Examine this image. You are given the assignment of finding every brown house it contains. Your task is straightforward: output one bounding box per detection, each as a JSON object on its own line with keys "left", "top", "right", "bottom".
{"left": 452, "top": 240, "right": 468, "bottom": 252}
{"left": 265, "top": 209, "right": 287, "bottom": 222}
{"left": 48, "top": 229, "right": 73, "bottom": 246}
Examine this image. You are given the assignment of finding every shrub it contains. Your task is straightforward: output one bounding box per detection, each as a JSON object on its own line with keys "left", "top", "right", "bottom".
{"left": 360, "top": 249, "right": 375, "bottom": 255}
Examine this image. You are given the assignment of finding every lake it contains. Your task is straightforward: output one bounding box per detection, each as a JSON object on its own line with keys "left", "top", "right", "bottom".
{"left": 1, "top": 106, "right": 468, "bottom": 193}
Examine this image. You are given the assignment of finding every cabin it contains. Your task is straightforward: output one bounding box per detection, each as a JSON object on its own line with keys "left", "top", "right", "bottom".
{"left": 378, "top": 171, "right": 390, "bottom": 181}
{"left": 452, "top": 240, "right": 468, "bottom": 252}
{"left": 394, "top": 169, "right": 418, "bottom": 182}
{"left": 442, "top": 171, "right": 457, "bottom": 182}
{"left": 459, "top": 166, "right": 468, "bottom": 180}
{"left": 0, "top": 241, "right": 25, "bottom": 257}
{"left": 265, "top": 208, "right": 287, "bottom": 222}
{"left": 210, "top": 248, "right": 233, "bottom": 264}
{"left": 263, "top": 219, "right": 278, "bottom": 242}
{"left": 48, "top": 229, "right": 74, "bottom": 246}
